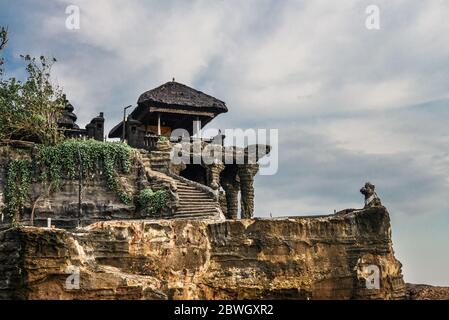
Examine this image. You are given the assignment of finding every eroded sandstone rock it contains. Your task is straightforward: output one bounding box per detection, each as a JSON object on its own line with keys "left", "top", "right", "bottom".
{"left": 406, "top": 284, "right": 449, "bottom": 300}
{"left": 0, "top": 206, "right": 405, "bottom": 300}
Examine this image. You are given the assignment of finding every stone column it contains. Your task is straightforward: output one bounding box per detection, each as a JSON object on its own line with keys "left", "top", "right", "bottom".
{"left": 220, "top": 164, "right": 241, "bottom": 219}
{"left": 221, "top": 181, "right": 240, "bottom": 219}
{"left": 238, "top": 164, "right": 259, "bottom": 219}
{"left": 206, "top": 163, "right": 225, "bottom": 190}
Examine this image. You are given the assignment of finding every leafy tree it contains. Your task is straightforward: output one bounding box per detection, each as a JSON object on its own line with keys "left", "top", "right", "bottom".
{"left": 0, "top": 26, "right": 66, "bottom": 145}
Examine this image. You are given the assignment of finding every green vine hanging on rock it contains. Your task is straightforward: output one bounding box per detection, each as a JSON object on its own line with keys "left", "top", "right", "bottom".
{"left": 35, "top": 139, "right": 134, "bottom": 203}
{"left": 5, "top": 158, "right": 32, "bottom": 225}
{"left": 4, "top": 139, "right": 136, "bottom": 223}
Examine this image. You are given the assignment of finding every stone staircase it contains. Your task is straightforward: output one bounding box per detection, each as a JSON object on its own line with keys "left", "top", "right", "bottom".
{"left": 139, "top": 151, "right": 171, "bottom": 174}
{"left": 174, "top": 179, "right": 222, "bottom": 218}
{"left": 139, "top": 151, "right": 222, "bottom": 220}
{"left": 148, "top": 151, "right": 171, "bottom": 173}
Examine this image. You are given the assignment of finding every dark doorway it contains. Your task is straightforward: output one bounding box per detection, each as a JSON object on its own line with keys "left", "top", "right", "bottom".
{"left": 180, "top": 164, "right": 208, "bottom": 185}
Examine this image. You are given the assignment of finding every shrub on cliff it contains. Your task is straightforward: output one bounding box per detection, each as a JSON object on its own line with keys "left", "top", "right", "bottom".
{"left": 137, "top": 188, "right": 168, "bottom": 215}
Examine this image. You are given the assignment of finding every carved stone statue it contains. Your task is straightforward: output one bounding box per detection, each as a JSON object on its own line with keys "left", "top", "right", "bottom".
{"left": 360, "top": 182, "right": 382, "bottom": 208}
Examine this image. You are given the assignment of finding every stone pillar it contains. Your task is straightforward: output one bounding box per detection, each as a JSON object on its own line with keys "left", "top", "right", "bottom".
{"left": 238, "top": 164, "right": 259, "bottom": 219}
{"left": 220, "top": 165, "right": 240, "bottom": 219}
{"left": 206, "top": 163, "right": 225, "bottom": 190}
{"left": 221, "top": 181, "right": 239, "bottom": 219}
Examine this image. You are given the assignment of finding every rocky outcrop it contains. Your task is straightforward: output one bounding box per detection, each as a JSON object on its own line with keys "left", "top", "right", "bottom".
{"left": 406, "top": 284, "right": 449, "bottom": 300}
{"left": 0, "top": 206, "right": 405, "bottom": 300}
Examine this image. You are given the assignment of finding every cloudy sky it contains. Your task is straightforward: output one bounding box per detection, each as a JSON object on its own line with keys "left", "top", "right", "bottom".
{"left": 1, "top": 0, "right": 448, "bottom": 285}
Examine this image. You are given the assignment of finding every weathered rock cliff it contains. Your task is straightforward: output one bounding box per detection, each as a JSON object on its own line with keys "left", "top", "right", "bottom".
{"left": 0, "top": 206, "right": 405, "bottom": 300}
{"left": 406, "top": 284, "right": 449, "bottom": 300}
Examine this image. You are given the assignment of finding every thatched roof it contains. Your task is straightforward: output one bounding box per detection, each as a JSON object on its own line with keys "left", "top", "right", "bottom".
{"left": 108, "top": 81, "right": 228, "bottom": 139}
{"left": 137, "top": 81, "right": 228, "bottom": 113}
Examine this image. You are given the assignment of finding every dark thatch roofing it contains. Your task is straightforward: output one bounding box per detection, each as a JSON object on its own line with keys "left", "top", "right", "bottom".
{"left": 137, "top": 81, "right": 228, "bottom": 113}
{"left": 108, "top": 81, "right": 228, "bottom": 138}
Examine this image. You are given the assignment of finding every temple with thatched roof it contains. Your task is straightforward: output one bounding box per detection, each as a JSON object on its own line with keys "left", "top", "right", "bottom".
{"left": 109, "top": 80, "right": 228, "bottom": 148}
{"left": 108, "top": 80, "right": 270, "bottom": 219}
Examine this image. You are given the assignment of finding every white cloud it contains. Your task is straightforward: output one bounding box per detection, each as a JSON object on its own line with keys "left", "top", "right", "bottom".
{"left": 8, "top": 0, "right": 445, "bottom": 126}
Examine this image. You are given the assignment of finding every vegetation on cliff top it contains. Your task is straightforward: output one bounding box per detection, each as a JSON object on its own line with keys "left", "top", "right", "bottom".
{"left": 0, "top": 26, "right": 66, "bottom": 146}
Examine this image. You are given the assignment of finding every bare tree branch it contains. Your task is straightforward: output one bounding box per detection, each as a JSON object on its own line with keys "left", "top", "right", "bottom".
{"left": 0, "top": 26, "right": 8, "bottom": 51}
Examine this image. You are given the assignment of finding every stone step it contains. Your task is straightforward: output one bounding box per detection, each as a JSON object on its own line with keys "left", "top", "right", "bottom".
{"left": 182, "top": 199, "right": 214, "bottom": 202}
{"left": 179, "top": 206, "right": 217, "bottom": 210}
{"left": 179, "top": 199, "right": 218, "bottom": 205}
{"left": 179, "top": 197, "right": 216, "bottom": 202}
{"left": 176, "top": 183, "right": 200, "bottom": 192}
{"left": 177, "top": 191, "right": 205, "bottom": 195}
{"left": 178, "top": 207, "right": 217, "bottom": 212}
{"left": 178, "top": 195, "right": 214, "bottom": 199}
{"left": 178, "top": 204, "right": 218, "bottom": 209}
{"left": 177, "top": 184, "right": 205, "bottom": 193}
{"left": 150, "top": 162, "right": 167, "bottom": 168}
{"left": 179, "top": 201, "right": 216, "bottom": 205}
{"left": 177, "top": 190, "right": 202, "bottom": 194}
{"left": 175, "top": 213, "right": 218, "bottom": 218}
{"left": 178, "top": 187, "right": 207, "bottom": 190}
{"left": 171, "top": 212, "right": 217, "bottom": 219}
{"left": 177, "top": 192, "right": 207, "bottom": 196}
{"left": 178, "top": 188, "right": 209, "bottom": 198}
{"left": 176, "top": 209, "right": 219, "bottom": 215}
{"left": 149, "top": 151, "right": 170, "bottom": 155}
{"left": 179, "top": 194, "right": 214, "bottom": 198}
{"left": 178, "top": 206, "right": 217, "bottom": 211}
{"left": 150, "top": 160, "right": 170, "bottom": 164}
{"left": 178, "top": 194, "right": 205, "bottom": 198}
{"left": 178, "top": 193, "right": 212, "bottom": 197}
